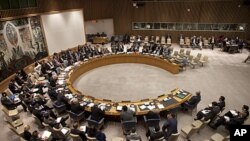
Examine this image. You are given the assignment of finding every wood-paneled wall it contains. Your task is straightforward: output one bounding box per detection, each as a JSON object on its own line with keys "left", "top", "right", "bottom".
{"left": 1, "top": 0, "right": 250, "bottom": 42}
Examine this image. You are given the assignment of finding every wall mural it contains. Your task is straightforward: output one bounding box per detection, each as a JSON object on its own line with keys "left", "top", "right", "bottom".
{"left": 0, "top": 16, "right": 48, "bottom": 82}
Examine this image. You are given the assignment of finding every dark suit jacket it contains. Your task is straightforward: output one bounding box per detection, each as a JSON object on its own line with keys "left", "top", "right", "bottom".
{"left": 187, "top": 95, "right": 201, "bottom": 106}
{"left": 1, "top": 97, "right": 16, "bottom": 110}
{"left": 23, "top": 130, "right": 32, "bottom": 140}
{"left": 218, "top": 101, "right": 225, "bottom": 110}
{"left": 71, "top": 103, "right": 84, "bottom": 115}
{"left": 162, "top": 118, "right": 178, "bottom": 139}
{"left": 91, "top": 106, "right": 104, "bottom": 121}
{"left": 71, "top": 129, "right": 87, "bottom": 141}
{"left": 149, "top": 131, "right": 164, "bottom": 141}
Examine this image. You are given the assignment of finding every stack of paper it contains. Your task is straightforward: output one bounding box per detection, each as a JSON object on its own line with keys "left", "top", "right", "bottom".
{"left": 230, "top": 110, "right": 238, "bottom": 116}
{"left": 87, "top": 103, "right": 95, "bottom": 107}
{"left": 56, "top": 117, "right": 62, "bottom": 123}
{"left": 116, "top": 106, "right": 122, "bottom": 111}
{"left": 164, "top": 97, "right": 170, "bottom": 101}
{"left": 139, "top": 105, "right": 146, "bottom": 110}
{"left": 147, "top": 105, "right": 155, "bottom": 110}
{"left": 61, "top": 128, "right": 69, "bottom": 135}
{"left": 41, "top": 130, "right": 51, "bottom": 139}
{"left": 80, "top": 126, "right": 86, "bottom": 132}
{"left": 157, "top": 104, "right": 164, "bottom": 109}
{"left": 130, "top": 107, "right": 136, "bottom": 112}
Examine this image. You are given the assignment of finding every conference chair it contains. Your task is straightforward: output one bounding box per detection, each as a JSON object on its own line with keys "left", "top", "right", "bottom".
{"left": 198, "top": 56, "right": 209, "bottom": 67}
{"left": 167, "top": 38, "right": 171, "bottom": 46}
{"left": 210, "top": 133, "right": 230, "bottom": 141}
{"left": 4, "top": 117, "right": 23, "bottom": 128}
{"left": 144, "top": 36, "right": 149, "bottom": 43}
{"left": 184, "top": 50, "right": 191, "bottom": 58}
{"left": 181, "top": 123, "right": 201, "bottom": 140}
{"left": 155, "top": 136, "right": 165, "bottom": 141}
{"left": 168, "top": 132, "right": 180, "bottom": 141}
{"left": 161, "top": 36, "right": 166, "bottom": 45}
{"left": 204, "top": 39, "right": 210, "bottom": 48}
{"left": 86, "top": 134, "right": 97, "bottom": 141}
{"left": 190, "top": 57, "right": 200, "bottom": 69}
{"left": 86, "top": 115, "right": 105, "bottom": 130}
{"left": 52, "top": 127, "right": 70, "bottom": 140}
{"left": 184, "top": 38, "right": 191, "bottom": 48}
{"left": 196, "top": 53, "right": 202, "bottom": 60}
{"left": 42, "top": 122, "right": 53, "bottom": 132}
{"left": 4, "top": 88, "right": 13, "bottom": 96}
{"left": 155, "top": 36, "right": 160, "bottom": 43}
{"left": 180, "top": 38, "right": 185, "bottom": 47}
{"left": 179, "top": 48, "right": 185, "bottom": 58}
{"left": 8, "top": 125, "right": 24, "bottom": 137}
{"left": 2, "top": 106, "right": 19, "bottom": 122}
{"left": 143, "top": 115, "right": 160, "bottom": 129}
{"left": 70, "top": 133, "right": 83, "bottom": 141}
{"left": 121, "top": 117, "right": 137, "bottom": 135}
{"left": 53, "top": 102, "right": 67, "bottom": 115}
{"left": 68, "top": 110, "right": 85, "bottom": 124}
{"left": 172, "top": 51, "right": 179, "bottom": 59}
{"left": 192, "top": 119, "right": 211, "bottom": 133}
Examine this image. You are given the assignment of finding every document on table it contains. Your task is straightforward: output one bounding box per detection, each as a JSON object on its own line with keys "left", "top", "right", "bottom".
{"left": 87, "top": 103, "right": 94, "bottom": 107}
{"left": 230, "top": 110, "right": 238, "bottom": 116}
{"left": 80, "top": 126, "right": 86, "bottom": 132}
{"left": 139, "top": 105, "right": 146, "bottom": 110}
{"left": 56, "top": 117, "right": 62, "bottom": 123}
{"left": 116, "top": 106, "right": 122, "bottom": 111}
{"left": 157, "top": 104, "right": 164, "bottom": 109}
{"left": 147, "top": 105, "right": 155, "bottom": 110}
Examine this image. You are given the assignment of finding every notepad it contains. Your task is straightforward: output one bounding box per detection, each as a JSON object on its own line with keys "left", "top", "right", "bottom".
{"left": 56, "top": 117, "right": 62, "bottom": 123}
{"left": 157, "top": 104, "right": 164, "bottom": 109}
{"left": 116, "top": 106, "right": 122, "bottom": 111}
{"left": 80, "top": 126, "right": 86, "bottom": 132}
{"left": 42, "top": 130, "right": 51, "bottom": 139}
{"left": 201, "top": 110, "right": 210, "bottom": 114}
{"left": 87, "top": 103, "right": 95, "bottom": 107}
{"left": 130, "top": 107, "right": 136, "bottom": 112}
{"left": 32, "top": 88, "right": 39, "bottom": 92}
{"left": 140, "top": 105, "right": 146, "bottom": 110}
{"left": 61, "top": 128, "right": 69, "bottom": 135}
{"left": 147, "top": 105, "right": 155, "bottom": 110}
{"left": 230, "top": 110, "right": 238, "bottom": 116}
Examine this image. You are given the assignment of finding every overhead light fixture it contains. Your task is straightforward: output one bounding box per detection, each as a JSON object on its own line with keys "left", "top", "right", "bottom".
{"left": 133, "top": 2, "right": 137, "bottom": 7}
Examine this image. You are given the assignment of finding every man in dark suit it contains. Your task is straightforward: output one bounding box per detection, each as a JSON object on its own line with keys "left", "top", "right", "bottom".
{"left": 195, "top": 101, "right": 220, "bottom": 121}
{"left": 71, "top": 123, "right": 87, "bottom": 141}
{"left": 210, "top": 105, "right": 249, "bottom": 130}
{"left": 70, "top": 99, "right": 84, "bottom": 115}
{"left": 148, "top": 126, "right": 164, "bottom": 141}
{"left": 120, "top": 105, "right": 135, "bottom": 121}
{"left": 8, "top": 79, "right": 21, "bottom": 94}
{"left": 91, "top": 104, "right": 105, "bottom": 122}
{"left": 162, "top": 113, "right": 178, "bottom": 140}
{"left": 217, "top": 96, "right": 225, "bottom": 111}
{"left": 1, "top": 92, "right": 16, "bottom": 110}
{"left": 182, "top": 91, "right": 201, "bottom": 110}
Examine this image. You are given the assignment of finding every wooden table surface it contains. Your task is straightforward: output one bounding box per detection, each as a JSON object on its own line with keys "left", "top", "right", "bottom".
{"left": 66, "top": 54, "right": 190, "bottom": 116}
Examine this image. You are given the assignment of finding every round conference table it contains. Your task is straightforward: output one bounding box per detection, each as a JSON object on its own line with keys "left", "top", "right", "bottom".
{"left": 64, "top": 54, "right": 191, "bottom": 116}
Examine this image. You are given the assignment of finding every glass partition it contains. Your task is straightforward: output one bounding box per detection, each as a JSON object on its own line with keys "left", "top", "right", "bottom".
{"left": 132, "top": 22, "right": 246, "bottom": 32}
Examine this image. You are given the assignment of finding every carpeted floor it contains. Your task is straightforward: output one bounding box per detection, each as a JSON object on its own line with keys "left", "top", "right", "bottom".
{"left": 1, "top": 43, "right": 250, "bottom": 141}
